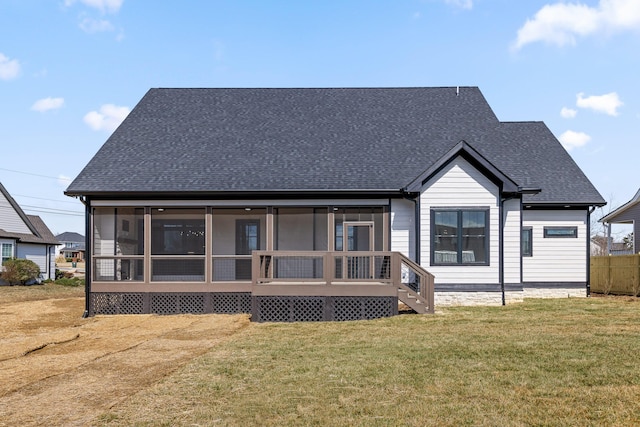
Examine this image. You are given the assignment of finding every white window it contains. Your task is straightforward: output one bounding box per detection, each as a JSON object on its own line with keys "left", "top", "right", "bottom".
{"left": 1, "top": 243, "right": 13, "bottom": 264}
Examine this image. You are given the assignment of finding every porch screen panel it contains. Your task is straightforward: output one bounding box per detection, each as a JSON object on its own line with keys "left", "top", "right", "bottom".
{"left": 211, "top": 208, "right": 266, "bottom": 281}
{"left": 92, "top": 207, "right": 144, "bottom": 281}
{"left": 151, "top": 208, "right": 205, "bottom": 281}
{"left": 334, "top": 207, "right": 384, "bottom": 251}
{"left": 274, "top": 208, "right": 327, "bottom": 279}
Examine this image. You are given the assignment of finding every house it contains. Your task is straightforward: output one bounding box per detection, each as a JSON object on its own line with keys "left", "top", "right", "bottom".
{"left": 0, "top": 182, "right": 59, "bottom": 283}
{"left": 65, "top": 87, "right": 605, "bottom": 320}
{"left": 599, "top": 188, "right": 640, "bottom": 255}
{"left": 55, "top": 232, "right": 86, "bottom": 260}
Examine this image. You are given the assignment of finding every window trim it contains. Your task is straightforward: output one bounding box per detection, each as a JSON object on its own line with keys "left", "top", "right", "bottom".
{"left": 543, "top": 226, "right": 578, "bottom": 238}
{"left": 1, "top": 242, "right": 14, "bottom": 264}
{"left": 430, "top": 208, "right": 490, "bottom": 266}
{"left": 522, "top": 227, "right": 533, "bottom": 257}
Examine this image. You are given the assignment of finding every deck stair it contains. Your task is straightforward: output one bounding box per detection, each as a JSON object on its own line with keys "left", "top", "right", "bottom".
{"left": 396, "top": 254, "right": 435, "bottom": 314}
{"left": 397, "top": 284, "right": 428, "bottom": 314}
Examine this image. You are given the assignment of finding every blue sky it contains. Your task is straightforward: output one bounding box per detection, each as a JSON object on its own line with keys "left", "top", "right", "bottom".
{"left": 1, "top": 0, "right": 639, "bottom": 235}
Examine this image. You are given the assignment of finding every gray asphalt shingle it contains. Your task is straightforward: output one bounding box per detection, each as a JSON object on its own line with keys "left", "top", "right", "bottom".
{"left": 66, "top": 87, "right": 604, "bottom": 205}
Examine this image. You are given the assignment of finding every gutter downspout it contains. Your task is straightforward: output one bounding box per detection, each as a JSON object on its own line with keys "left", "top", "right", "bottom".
{"left": 78, "top": 196, "right": 91, "bottom": 318}
{"left": 587, "top": 205, "right": 597, "bottom": 297}
{"left": 500, "top": 194, "right": 505, "bottom": 306}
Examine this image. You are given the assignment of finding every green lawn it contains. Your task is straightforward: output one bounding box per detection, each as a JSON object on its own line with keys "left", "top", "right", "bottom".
{"left": 101, "top": 297, "right": 640, "bottom": 426}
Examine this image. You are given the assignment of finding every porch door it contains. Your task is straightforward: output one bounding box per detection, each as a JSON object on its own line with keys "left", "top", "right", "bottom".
{"left": 236, "top": 220, "right": 259, "bottom": 280}
{"left": 343, "top": 222, "right": 374, "bottom": 279}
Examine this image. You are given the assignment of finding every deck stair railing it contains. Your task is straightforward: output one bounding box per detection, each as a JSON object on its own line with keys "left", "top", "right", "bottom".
{"left": 252, "top": 251, "right": 434, "bottom": 314}
{"left": 396, "top": 253, "right": 435, "bottom": 314}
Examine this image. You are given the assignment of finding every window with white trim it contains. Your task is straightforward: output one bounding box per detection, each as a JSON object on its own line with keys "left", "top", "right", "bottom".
{"left": 1, "top": 243, "right": 13, "bottom": 265}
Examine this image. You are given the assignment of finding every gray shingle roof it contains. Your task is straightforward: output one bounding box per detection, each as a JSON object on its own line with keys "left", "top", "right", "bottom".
{"left": 0, "top": 182, "right": 59, "bottom": 245}
{"left": 65, "top": 87, "right": 604, "bottom": 205}
{"left": 55, "top": 232, "right": 85, "bottom": 243}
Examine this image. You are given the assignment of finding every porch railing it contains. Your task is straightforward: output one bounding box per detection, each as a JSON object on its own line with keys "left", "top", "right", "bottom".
{"left": 252, "top": 251, "right": 434, "bottom": 313}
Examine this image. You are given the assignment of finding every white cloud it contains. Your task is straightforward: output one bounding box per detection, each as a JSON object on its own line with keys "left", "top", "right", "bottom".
{"left": 65, "top": 0, "right": 124, "bottom": 14}
{"left": 79, "top": 17, "right": 114, "bottom": 33}
{"left": 31, "top": 97, "right": 65, "bottom": 112}
{"left": 0, "top": 53, "right": 20, "bottom": 80}
{"left": 58, "top": 174, "right": 73, "bottom": 187}
{"left": 83, "top": 104, "right": 130, "bottom": 132}
{"left": 559, "top": 130, "right": 591, "bottom": 150}
{"left": 560, "top": 107, "right": 577, "bottom": 118}
{"left": 513, "top": 0, "right": 640, "bottom": 50}
{"left": 576, "top": 92, "right": 623, "bottom": 116}
{"left": 445, "top": 0, "right": 473, "bottom": 10}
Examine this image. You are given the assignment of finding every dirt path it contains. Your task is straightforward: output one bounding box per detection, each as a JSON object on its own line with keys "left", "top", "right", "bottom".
{"left": 0, "top": 296, "right": 250, "bottom": 426}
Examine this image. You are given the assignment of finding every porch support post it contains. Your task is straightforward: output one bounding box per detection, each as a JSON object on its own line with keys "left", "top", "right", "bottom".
{"left": 144, "top": 207, "right": 152, "bottom": 285}
{"left": 205, "top": 207, "right": 212, "bottom": 283}
{"left": 266, "top": 207, "right": 274, "bottom": 251}
{"left": 391, "top": 252, "right": 401, "bottom": 288}
{"left": 83, "top": 197, "right": 92, "bottom": 318}
{"left": 383, "top": 205, "right": 389, "bottom": 251}
{"left": 324, "top": 251, "right": 334, "bottom": 286}
{"left": 328, "top": 207, "right": 335, "bottom": 252}
{"left": 607, "top": 222, "right": 612, "bottom": 255}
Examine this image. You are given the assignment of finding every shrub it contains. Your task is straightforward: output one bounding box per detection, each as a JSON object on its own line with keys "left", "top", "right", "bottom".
{"left": 1, "top": 258, "right": 41, "bottom": 285}
{"left": 55, "top": 277, "right": 85, "bottom": 287}
{"left": 55, "top": 255, "right": 67, "bottom": 264}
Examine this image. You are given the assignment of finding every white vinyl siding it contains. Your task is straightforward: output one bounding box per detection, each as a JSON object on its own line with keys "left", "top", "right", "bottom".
{"left": 0, "top": 192, "right": 32, "bottom": 234}
{"left": 390, "top": 199, "right": 415, "bottom": 261}
{"left": 522, "top": 210, "right": 587, "bottom": 282}
{"left": 420, "top": 157, "right": 500, "bottom": 284}
{"left": 503, "top": 199, "right": 521, "bottom": 284}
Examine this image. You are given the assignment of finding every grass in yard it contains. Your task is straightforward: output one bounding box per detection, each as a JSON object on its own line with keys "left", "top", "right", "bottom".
{"left": 0, "top": 281, "right": 84, "bottom": 304}
{"left": 100, "top": 297, "right": 640, "bottom": 426}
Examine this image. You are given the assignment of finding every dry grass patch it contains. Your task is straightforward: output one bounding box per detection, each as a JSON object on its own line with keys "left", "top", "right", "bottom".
{"left": 0, "top": 285, "right": 250, "bottom": 426}
{"left": 101, "top": 297, "right": 640, "bottom": 426}
{"left": 0, "top": 281, "right": 84, "bottom": 304}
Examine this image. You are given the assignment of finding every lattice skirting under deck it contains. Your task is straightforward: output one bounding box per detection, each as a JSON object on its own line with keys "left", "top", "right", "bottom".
{"left": 251, "top": 296, "right": 398, "bottom": 322}
{"left": 89, "top": 292, "right": 251, "bottom": 316}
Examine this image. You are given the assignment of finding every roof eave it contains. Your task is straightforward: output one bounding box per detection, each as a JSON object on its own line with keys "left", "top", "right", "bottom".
{"left": 65, "top": 188, "right": 406, "bottom": 199}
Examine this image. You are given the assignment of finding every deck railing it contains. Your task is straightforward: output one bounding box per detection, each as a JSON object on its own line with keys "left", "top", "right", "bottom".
{"left": 253, "top": 251, "right": 398, "bottom": 285}
{"left": 252, "top": 250, "right": 434, "bottom": 313}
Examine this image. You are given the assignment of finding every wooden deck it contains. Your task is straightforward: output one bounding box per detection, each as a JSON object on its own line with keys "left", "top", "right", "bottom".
{"left": 252, "top": 251, "right": 434, "bottom": 313}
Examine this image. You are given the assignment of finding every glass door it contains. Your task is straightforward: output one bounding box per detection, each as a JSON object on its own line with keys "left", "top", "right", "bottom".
{"left": 343, "top": 222, "right": 373, "bottom": 279}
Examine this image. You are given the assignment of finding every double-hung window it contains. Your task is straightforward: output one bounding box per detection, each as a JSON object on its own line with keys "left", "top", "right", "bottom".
{"left": 432, "top": 209, "right": 489, "bottom": 265}
{"left": 1, "top": 243, "right": 13, "bottom": 265}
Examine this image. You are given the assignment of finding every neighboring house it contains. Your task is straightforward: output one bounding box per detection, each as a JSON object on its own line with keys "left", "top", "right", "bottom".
{"left": 599, "top": 189, "right": 640, "bottom": 255}
{"left": 0, "top": 182, "right": 59, "bottom": 283}
{"left": 56, "top": 232, "right": 86, "bottom": 260}
{"left": 590, "top": 236, "right": 630, "bottom": 257}
{"left": 65, "top": 87, "right": 605, "bottom": 320}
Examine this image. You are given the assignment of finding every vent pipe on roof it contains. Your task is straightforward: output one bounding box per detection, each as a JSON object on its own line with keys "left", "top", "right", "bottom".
{"left": 456, "top": 86, "right": 459, "bottom": 96}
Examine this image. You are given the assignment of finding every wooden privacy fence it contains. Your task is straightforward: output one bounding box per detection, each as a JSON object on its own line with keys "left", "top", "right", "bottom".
{"left": 591, "top": 255, "right": 640, "bottom": 296}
